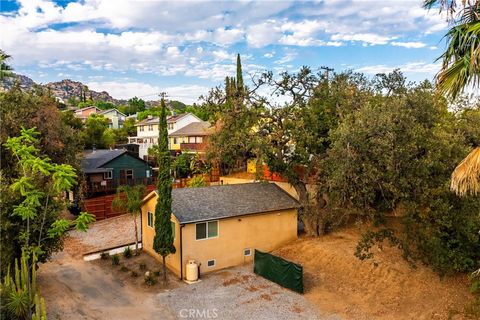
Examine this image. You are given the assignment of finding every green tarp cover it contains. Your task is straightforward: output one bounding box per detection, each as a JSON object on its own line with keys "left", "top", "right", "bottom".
{"left": 253, "top": 249, "right": 304, "bottom": 294}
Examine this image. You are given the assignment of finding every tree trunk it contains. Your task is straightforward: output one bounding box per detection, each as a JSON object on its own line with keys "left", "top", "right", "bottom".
{"left": 133, "top": 214, "right": 139, "bottom": 254}
{"left": 162, "top": 255, "right": 167, "bottom": 285}
{"left": 293, "top": 181, "right": 320, "bottom": 236}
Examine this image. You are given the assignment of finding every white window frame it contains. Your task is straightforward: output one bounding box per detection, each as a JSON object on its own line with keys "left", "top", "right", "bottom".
{"left": 196, "top": 136, "right": 203, "bottom": 143}
{"left": 125, "top": 169, "right": 134, "bottom": 179}
{"left": 244, "top": 248, "right": 251, "bottom": 256}
{"left": 147, "top": 211, "right": 154, "bottom": 228}
{"left": 195, "top": 220, "right": 219, "bottom": 241}
{"left": 207, "top": 259, "right": 216, "bottom": 267}
{"left": 140, "top": 125, "right": 144, "bottom": 132}
{"left": 103, "top": 169, "right": 113, "bottom": 180}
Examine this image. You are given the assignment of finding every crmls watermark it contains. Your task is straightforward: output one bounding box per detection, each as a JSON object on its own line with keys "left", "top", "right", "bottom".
{"left": 179, "top": 308, "right": 219, "bottom": 319}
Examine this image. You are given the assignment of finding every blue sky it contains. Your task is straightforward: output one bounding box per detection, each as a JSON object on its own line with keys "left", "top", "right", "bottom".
{"left": 1, "top": 0, "right": 449, "bottom": 103}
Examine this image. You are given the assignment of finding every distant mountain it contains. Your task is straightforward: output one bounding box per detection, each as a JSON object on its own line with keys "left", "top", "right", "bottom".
{"left": 0, "top": 73, "right": 187, "bottom": 109}
{"left": 1, "top": 73, "right": 119, "bottom": 104}
{"left": 0, "top": 73, "right": 36, "bottom": 91}
{"left": 45, "top": 79, "right": 117, "bottom": 104}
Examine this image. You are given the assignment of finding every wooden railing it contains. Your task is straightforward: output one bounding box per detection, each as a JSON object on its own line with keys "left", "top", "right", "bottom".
{"left": 86, "top": 177, "right": 156, "bottom": 197}
{"left": 180, "top": 142, "right": 207, "bottom": 152}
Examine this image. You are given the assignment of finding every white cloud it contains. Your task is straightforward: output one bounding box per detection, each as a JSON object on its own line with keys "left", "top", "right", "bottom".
{"left": 391, "top": 41, "right": 426, "bottom": 49}
{"left": 331, "top": 33, "right": 395, "bottom": 46}
{"left": 356, "top": 61, "right": 441, "bottom": 75}
{"left": 87, "top": 81, "right": 209, "bottom": 104}
{"left": 275, "top": 50, "right": 298, "bottom": 65}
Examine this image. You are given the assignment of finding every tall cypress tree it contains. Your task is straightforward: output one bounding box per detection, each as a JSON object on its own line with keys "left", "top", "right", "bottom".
{"left": 236, "top": 53, "right": 243, "bottom": 92}
{"left": 153, "top": 98, "right": 176, "bottom": 284}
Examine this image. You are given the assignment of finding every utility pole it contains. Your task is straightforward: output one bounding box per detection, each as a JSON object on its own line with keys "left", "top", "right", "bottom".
{"left": 159, "top": 92, "right": 167, "bottom": 100}
{"left": 320, "top": 66, "right": 334, "bottom": 81}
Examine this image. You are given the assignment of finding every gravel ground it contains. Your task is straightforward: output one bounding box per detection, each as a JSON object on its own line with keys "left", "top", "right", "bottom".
{"left": 67, "top": 214, "right": 138, "bottom": 255}
{"left": 157, "top": 265, "right": 338, "bottom": 320}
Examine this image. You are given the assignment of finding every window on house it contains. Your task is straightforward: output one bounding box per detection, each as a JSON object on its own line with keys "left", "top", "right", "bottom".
{"left": 147, "top": 211, "right": 153, "bottom": 228}
{"left": 126, "top": 169, "right": 134, "bottom": 179}
{"left": 195, "top": 221, "right": 218, "bottom": 240}
{"left": 103, "top": 170, "right": 113, "bottom": 180}
{"left": 168, "top": 123, "right": 174, "bottom": 130}
{"left": 140, "top": 125, "right": 144, "bottom": 132}
{"left": 148, "top": 124, "right": 153, "bottom": 131}
{"left": 146, "top": 170, "right": 151, "bottom": 178}
{"left": 244, "top": 248, "right": 251, "bottom": 256}
{"left": 196, "top": 136, "right": 203, "bottom": 143}
{"left": 189, "top": 136, "right": 196, "bottom": 143}
{"left": 173, "top": 137, "right": 177, "bottom": 144}
{"left": 207, "top": 259, "right": 215, "bottom": 267}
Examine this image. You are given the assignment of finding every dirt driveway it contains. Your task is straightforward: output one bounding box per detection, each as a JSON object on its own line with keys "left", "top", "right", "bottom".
{"left": 38, "top": 218, "right": 327, "bottom": 320}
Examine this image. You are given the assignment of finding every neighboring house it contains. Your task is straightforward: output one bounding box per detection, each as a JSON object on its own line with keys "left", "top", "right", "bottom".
{"left": 99, "top": 108, "right": 127, "bottom": 129}
{"left": 141, "top": 183, "right": 299, "bottom": 279}
{"left": 73, "top": 106, "right": 126, "bottom": 129}
{"left": 128, "top": 113, "right": 202, "bottom": 159}
{"left": 74, "top": 106, "right": 101, "bottom": 122}
{"left": 169, "top": 121, "right": 213, "bottom": 155}
{"left": 81, "top": 149, "right": 153, "bottom": 196}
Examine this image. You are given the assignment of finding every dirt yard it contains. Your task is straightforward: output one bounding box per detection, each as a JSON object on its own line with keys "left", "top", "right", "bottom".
{"left": 274, "top": 226, "right": 477, "bottom": 320}
{"left": 38, "top": 217, "right": 324, "bottom": 320}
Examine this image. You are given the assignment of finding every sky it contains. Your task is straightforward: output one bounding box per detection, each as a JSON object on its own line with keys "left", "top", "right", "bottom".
{"left": 0, "top": 0, "right": 450, "bottom": 104}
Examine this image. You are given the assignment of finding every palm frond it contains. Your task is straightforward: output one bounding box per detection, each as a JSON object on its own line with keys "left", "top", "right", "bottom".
{"left": 451, "top": 147, "right": 480, "bottom": 196}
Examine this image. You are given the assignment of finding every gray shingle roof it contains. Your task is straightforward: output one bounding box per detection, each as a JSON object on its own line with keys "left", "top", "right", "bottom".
{"left": 153, "top": 183, "right": 299, "bottom": 224}
{"left": 81, "top": 149, "right": 127, "bottom": 173}
{"left": 169, "top": 121, "right": 213, "bottom": 137}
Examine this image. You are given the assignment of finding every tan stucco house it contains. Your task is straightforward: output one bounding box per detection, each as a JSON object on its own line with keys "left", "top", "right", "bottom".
{"left": 141, "top": 183, "right": 299, "bottom": 279}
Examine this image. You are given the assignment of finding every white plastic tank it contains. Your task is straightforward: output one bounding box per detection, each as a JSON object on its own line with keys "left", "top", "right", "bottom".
{"left": 186, "top": 260, "right": 198, "bottom": 281}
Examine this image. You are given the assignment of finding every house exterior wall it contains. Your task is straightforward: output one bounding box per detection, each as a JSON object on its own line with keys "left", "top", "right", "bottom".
{"left": 75, "top": 107, "right": 98, "bottom": 117}
{"left": 141, "top": 194, "right": 298, "bottom": 278}
{"left": 173, "top": 114, "right": 201, "bottom": 132}
{"left": 102, "top": 153, "right": 151, "bottom": 180}
{"left": 101, "top": 110, "right": 125, "bottom": 129}
{"left": 141, "top": 196, "right": 182, "bottom": 276}
{"left": 137, "top": 124, "right": 159, "bottom": 138}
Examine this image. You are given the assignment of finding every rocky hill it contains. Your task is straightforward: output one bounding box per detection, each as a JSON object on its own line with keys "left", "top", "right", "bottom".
{"left": 1, "top": 73, "right": 183, "bottom": 109}
{"left": 45, "top": 79, "right": 117, "bottom": 104}
{"left": 1, "top": 74, "right": 118, "bottom": 104}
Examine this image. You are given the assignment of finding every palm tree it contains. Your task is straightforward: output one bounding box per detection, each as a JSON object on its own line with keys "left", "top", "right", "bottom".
{"left": 451, "top": 147, "right": 480, "bottom": 196}
{"left": 424, "top": 1, "right": 480, "bottom": 196}
{"left": 424, "top": 1, "right": 479, "bottom": 99}
{"left": 112, "top": 185, "right": 146, "bottom": 254}
{"left": 0, "top": 49, "right": 14, "bottom": 80}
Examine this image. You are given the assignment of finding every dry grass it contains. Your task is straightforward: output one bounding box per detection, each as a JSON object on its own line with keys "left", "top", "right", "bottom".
{"left": 451, "top": 147, "right": 480, "bottom": 196}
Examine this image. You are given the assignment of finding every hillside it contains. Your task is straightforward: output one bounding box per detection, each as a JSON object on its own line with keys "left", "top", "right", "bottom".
{"left": 274, "top": 226, "right": 477, "bottom": 320}
{"left": 0, "top": 73, "right": 182, "bottom": 109}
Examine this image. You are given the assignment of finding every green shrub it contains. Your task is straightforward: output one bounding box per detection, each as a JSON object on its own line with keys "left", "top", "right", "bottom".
{"left": 100, "top": 252, "right": 109, "bottom": 260}
{"left": 144, "top": 273, "right": 156, "bottom": 286}
{"left": 187, "top": 175, "right": 206, "bottom": 188}
{"left": 123, "top": 247, "right": 132, "bottom": 259}
{"left": 130, "top": 271, "right": 139, "bottom": 277}
{"left": 120, "top": 265, "right": 129, "bottom": 272}
{"left": 111, "top": 254, "right": 120, "bottom": 266}
{"left": 139, "top": 262, "right": 146, "bottom": 270}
